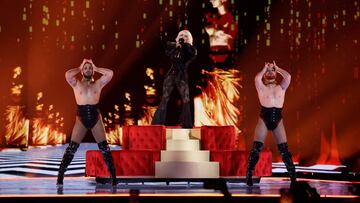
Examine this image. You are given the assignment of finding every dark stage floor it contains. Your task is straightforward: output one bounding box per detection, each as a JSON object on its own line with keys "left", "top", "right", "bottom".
{"left": 0, "top": 176, "right": 357, "bottom": 196}
{"left": 0, "top": 177, "right": 358, "bottom": 203}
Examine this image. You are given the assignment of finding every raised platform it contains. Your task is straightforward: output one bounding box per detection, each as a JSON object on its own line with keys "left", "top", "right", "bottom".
{"left": 156, "top": 127, "right": 220, "bottom": 178}
{"left": 86, "top": 125, "right": 272, "bottom": 178}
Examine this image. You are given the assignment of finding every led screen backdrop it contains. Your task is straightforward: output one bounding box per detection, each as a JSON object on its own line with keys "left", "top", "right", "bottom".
{"left": 0, "top": 0, "right": 359, "bottom": 171}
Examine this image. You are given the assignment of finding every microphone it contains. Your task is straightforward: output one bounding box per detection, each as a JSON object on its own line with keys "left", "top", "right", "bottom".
{"left": 175, "top": 39, "right": 184, "bottom": 58}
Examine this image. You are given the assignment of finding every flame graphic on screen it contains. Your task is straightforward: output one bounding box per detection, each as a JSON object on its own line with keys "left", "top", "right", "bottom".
{"left": 5, "top": 105, "right": 29, "bottom": 147}
{"left": 31, "top": 118, "right": 49, "bottom": 145}
{"left": 194, "top": 68, "right": 242, "bottom": 133}
{"left": 138, "top": 106, "right": 157, "bottom": 125}
{"left": 106, "top": 125, "right": 122, "bottom": 145}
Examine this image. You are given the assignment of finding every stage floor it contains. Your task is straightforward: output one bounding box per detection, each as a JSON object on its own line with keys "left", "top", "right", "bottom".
{"left": 0, "top": 143, "right": 350, "bottom": 178}
{"left": 0, "top": 177, "right": 357, "bottom": 197}
{"left": 0, "top": 144, "right": 358, "bottom": 202}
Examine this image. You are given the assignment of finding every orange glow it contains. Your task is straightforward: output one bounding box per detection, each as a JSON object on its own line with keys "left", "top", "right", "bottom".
{"left": 194, "top": 68, "right": 242, "bottom": 133}
{"left": 144, "top": 85, "right": 156, "bottom": 96}
{"left": 124, "top": 92, "right": 132, "bottom": 112}
{"left": 138, "top": 106, "right": 157, "bottom": 125}
{"left": 35, "top": 104, "right": 44, "bottom": 111}
{"left": 11, "top": 84, "right": 23, "bottom": 96}
{"left": 31, "top": 118, "right": 49, "bottom": 145}
{"left": 124, "top": 106, "right": 131, "bottom": 112}
{"left": 31, "top": 91, "right": 65, "bottom": 145}
{"left": 125, "top": 92, "right": 131, "bottom": 101}
{"left": 5, "top": 106, "right": 29, "bottom": 147}
{"left": 47, "top": 127, "right": 56, "bottom": 145}
{"left": 124, "top": 118, "right": 134, "bottom": 126}
{"left": 37, "top": 92, "right": 43, "bottom": 100}
{"left": 144, "top": 68, "right": 156, "bottom": 96}
{"left": 146, "top": 67, "right": 155, "bottom": 80}
{"left": 104, "top": 106, "right": 121, "bottom": 145}
{"left": 106, "top": 125, "right": 122, "bottom": 145}
{"left": 12, "top": 66, "right": 22, "bottom": 79}
{"left": 144, "top": 67, "right": 157, "bottom": 104}
{"left": 318, "top": 121, "right": 341, "bottom": 165}
{"left": 48, "top": 113, "right": 54, "bottom": 119}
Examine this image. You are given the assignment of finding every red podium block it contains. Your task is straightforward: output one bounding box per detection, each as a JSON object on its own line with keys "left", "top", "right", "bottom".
{"left": 86, "top": 125, "right": 272, "bottom": 177}
{"left": 86, "top": 125, "right": 165, "bottom": 177}
{"left": 200, "top": 126, "right": 272, "bottom": 177}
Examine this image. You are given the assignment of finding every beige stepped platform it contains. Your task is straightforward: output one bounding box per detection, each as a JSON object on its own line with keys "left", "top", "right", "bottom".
{"left": 166, "top": 128, "right": 201, "bottom": 140}
{"left": 160, "top": 150, "right": 210, "bottom": 162}
{"left": 155, "top": 161, "right": 219, "bottom": 178}
{"left": 155, "top": 127, "right": 219, "bottom": 178}
{"left": 166, "top": 140, "right": 200, "bottom": 151}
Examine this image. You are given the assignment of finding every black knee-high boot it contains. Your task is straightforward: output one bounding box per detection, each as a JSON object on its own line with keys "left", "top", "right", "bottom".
{"left": 246, "top": 141, "right": 264, "bottom": 186}
{"left": 278, "top": 143, "right": 297, "bottom": 183}
{"left": 57, "top": 141, "right": 80, "bottom": 185}
{"left": 97, "top": 140, "right": 117, "bottom": 186}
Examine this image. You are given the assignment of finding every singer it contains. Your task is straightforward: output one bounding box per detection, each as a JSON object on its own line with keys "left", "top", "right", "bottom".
{"left": 151, "top": 30, "right": 197, "bottom": 128}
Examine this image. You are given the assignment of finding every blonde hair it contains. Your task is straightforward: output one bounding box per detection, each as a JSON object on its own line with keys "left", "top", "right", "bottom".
{"left": 176, "top": 30, "right": 193, "bottom": 45}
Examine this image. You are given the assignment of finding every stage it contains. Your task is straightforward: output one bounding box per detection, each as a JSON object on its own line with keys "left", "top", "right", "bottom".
{"left": 0, "top": 144, "right": 358, "bottom": 203}
{"left": 0, "top": 177, "right": 358, "bottom": 203}
{"left": 0, "top": 0, "right": 359, "bottom": 202}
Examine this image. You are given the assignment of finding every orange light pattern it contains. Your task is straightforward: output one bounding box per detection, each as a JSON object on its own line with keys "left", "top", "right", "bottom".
{"left": 103, "top": 67, "right": 158, "bottom": 143}
{"left": 194, "top": 68, "right": 242, "bottom": 134}
{"left": 124, "top": 92, "right": 132, "bottom": 112}
{"left": 10, "top": 67, "right": 24, "bottom": 99}
{"left": 47, "top": 127, "right": 60, "bottom": 145}
{"left": 104, "top": 105, "right": 121, "bottom": 145}
{"left": 144, "top": 68, "right": 156, "bottom": 98}
{"left": 5, "top": 106, "right": 29, "bottom": 147}
{"left": 31, "top": 92, "right": 65, "bottom": 146}
{"left": 144, "top": 85, "right": 156, "bottom": 96}
{"left": 123, "top": 92, "right": 134, "bottom": 126}
{"left": 4, "top": 65, "right": 66, "bottom": 147}
{"left": 138, "top": 106, "right": 157, "bottom": 125}
{"left": 5, "top": 67, "right": 29, "bottom": 147}
{"left": 106, "top": 125, "right": 122, "bottom": 146}
{"left": 11, "top": 84, "right": 24, "bottom": 97}
{"left": 0, "top": 1, "right": 355, "bottom": 168}
{"left": 318, "top": 122, "right": 341, "bottom": 165}
{"left": 31, "top": 118, "right": 49, "bottom": 145}
{"left": 138, "top": 67, "right": 157, "bottom": 125}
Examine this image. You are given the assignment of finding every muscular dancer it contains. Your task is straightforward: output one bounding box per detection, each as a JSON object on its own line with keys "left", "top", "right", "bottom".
{"left": 57, "top": 59, "right": 117, "bottom": 186}
{"left": 151, "top": 30, "right": 197, "bottom": 128}
{"left": 246, "top": 61, "right": 296, "bottom": 186}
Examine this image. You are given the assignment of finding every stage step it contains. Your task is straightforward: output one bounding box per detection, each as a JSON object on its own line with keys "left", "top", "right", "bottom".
{"left": 166, "top": 128, "right": 201, "bottom": 140}
{"left": 166, "top": 129, "right": 190, "bottom": 140}
{"left": 160, "top": 150, "right": 210, "bottom": 162}
{"left": 190, "top": 128, "right": 201, "bottom": 139}
{"left": 155, "top": 161, "right": 219, "bottom": 178}
{"left": 156, "top": 127, "right": 219, "bottom": 178}
{"left": 166, "top": 140, "right": 200, "bottom": 151}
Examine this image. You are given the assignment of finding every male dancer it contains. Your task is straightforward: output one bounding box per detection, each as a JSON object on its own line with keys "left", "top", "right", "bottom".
{"left": 246, "top": 61, "right": 296, "bottom": 186}
{"left": 151, "top": 30, "right": 197, "bottom": 128}
{"left": 57, "top": 59, "right": 117, "bottom": 186}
